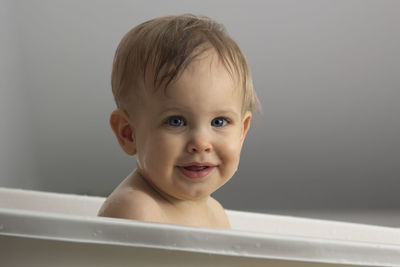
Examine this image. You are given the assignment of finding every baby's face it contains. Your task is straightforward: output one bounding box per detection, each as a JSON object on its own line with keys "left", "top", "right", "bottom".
{"left": 131, "top": 50, "right": 251, "bottom": 202}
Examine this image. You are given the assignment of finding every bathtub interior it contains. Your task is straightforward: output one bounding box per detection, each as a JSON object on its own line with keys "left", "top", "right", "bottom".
{"left": 0, "top": 187, "right": 400, "bottom": 267}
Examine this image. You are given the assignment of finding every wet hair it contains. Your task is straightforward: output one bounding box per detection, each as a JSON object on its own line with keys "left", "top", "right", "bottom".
{"left": 111, "top": 14, "right": 260, "bottom": 113}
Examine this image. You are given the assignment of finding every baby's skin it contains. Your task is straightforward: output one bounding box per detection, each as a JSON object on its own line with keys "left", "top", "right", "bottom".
{"left": 98, "top": 50, "right": 252, "bottom": 229}
{"left": 98, "top": 169, "right": 231, "bottom": 228}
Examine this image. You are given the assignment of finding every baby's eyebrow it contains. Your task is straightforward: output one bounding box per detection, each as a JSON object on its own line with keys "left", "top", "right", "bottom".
{"left": 159, "top": 106, "right": 187, "bottom": 114}
{"left": 156, "top": 106, "right": 189, "bottom": 117}
{"left": 213, "top": 108, "right": 237, "bottom": 114}
{"left": 158, "top": 105, "right": 240, "bottom": 118}
{"left": 210, "top": 109, "right": 240, "bottom": 117}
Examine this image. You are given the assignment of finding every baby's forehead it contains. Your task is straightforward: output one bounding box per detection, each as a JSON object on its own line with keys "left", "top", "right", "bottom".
{"left": 123, "top": 49, "right": 245, "bottom": 116}
{"left": 149, "top": 72, "right": 242, "bottom": 102}
{"left": 143, "top": 76, "right": 242, "bottom": 111}
{"left": 126, "top": 82, "right": 245, "bottom": 122}
{"left": 144, "top": 48, "right": 241, "bottom": 90}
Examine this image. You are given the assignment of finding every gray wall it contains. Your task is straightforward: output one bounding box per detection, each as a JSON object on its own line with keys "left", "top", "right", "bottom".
{"left": 1, "top": 0, "right": 399, "bottom": 213}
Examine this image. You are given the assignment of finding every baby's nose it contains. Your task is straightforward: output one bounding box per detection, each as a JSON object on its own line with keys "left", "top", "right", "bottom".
{"left": 186, "top": 132, "right": 212, "bottom": 153}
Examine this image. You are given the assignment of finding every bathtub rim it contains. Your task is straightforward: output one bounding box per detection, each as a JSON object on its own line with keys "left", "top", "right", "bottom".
{"left": 1, "top": 207, "right": 400, "bottom": 267}
{"left": 1, "top": 186, "right": 400, "bottom": 266}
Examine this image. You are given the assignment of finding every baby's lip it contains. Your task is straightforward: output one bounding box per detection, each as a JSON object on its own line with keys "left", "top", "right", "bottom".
{"left": 178, "top": 162, "right": 217, "bottom": 167}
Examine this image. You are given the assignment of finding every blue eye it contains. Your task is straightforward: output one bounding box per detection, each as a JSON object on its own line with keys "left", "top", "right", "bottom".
{"left": 211, "top": 117, "right": 228, "bottom": 127}
{"left": 167, "top": 116, "right": 186, "bottom": 127}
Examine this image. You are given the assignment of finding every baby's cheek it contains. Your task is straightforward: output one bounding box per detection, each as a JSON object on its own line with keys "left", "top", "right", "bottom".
{"left": 137, "top": 135, "right": 166, "bottom": 170}
{"left": 149, "top": 135, "right": 182, "bottom": 164}
{"left": 220, "top": 139, "right": 242, "bottom": 166}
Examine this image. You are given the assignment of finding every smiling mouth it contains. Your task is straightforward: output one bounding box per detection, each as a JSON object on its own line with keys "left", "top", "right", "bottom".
{"left": 178, "top": 165, "right": 215, "bottom": 179}
{"left": 183, "top": 166, "right": 210, "bottom": 171}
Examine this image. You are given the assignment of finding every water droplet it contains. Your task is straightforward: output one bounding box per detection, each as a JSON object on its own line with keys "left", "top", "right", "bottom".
{"left": 0, "top": 224, "right": 4, "bottom": 230}
{"left": 255, "top": 243, "right": 261, "bottom": 248}
{"left": 92, "top": 229, "right": 103, "bottom": 237}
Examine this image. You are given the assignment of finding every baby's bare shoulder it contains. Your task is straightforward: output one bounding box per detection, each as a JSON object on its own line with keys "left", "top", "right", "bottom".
{"left": 208, "top": 197, "right": 231, "bottom": 229}
{"left": 98, "top": 187, "right": 165, "bottom": 222}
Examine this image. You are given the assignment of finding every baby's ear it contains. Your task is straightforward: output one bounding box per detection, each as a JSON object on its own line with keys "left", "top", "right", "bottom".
{"left": 240, "top": 111, "right": 252, "bottom": 145}
{"left": 109, "top": 109, "right": 136, "bottom": 155}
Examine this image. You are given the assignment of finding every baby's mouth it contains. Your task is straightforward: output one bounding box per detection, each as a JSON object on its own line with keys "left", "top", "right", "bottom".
{"left": 183, "top": 166, "right": 210, "bottom": 171}
{"left": 177, "top": 163, "right": 216, "bottom": 179}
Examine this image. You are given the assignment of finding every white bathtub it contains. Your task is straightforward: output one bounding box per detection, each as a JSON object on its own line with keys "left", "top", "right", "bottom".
{"left": 0, "top": 187, "right": 399, "bottom": 267}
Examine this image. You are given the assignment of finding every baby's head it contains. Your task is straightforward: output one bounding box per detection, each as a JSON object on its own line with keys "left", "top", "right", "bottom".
{"left": 111, "top": 14, "right": 260, "bottom": 116}
{"left": 110, "top": 14, "right": 260, "bottom": 201}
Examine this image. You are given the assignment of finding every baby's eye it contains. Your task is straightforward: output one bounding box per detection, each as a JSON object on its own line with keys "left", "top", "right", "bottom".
{"left": 166, "top": 116, "right": 186, "bottom": 127}
{"left": 211, "top": 117, "right": 229, "bottom": 127}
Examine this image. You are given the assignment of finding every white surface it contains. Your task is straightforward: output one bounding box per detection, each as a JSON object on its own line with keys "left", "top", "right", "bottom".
{"left": 269, "top": 209, "right": 400, "bottom": 228}
{"left": 0, "top": 187, "right": 400, "bottom": 266}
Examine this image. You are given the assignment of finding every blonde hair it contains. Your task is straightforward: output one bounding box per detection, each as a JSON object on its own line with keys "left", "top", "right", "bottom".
{"left": 111, "top": 14, "right": 261, "bottom": 113}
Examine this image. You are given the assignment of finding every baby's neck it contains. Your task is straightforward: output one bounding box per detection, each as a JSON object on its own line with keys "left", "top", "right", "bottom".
{"left": 130, "top": 170, "right": 218, "bottom": 227}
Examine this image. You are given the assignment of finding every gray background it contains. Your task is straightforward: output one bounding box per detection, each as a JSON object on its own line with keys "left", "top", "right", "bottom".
{"left": 1, "top": 0, "right": 399, "bottom": 225}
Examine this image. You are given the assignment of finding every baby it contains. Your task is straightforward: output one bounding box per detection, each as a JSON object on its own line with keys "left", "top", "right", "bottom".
{"left": 98, "top": 14, "right": 260, "bottom": 229}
